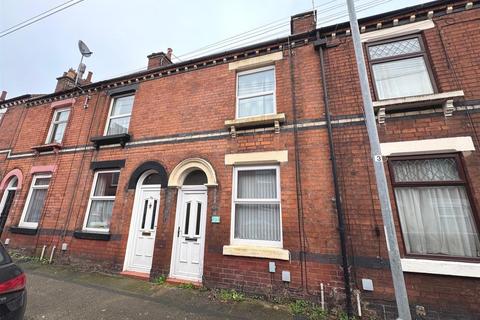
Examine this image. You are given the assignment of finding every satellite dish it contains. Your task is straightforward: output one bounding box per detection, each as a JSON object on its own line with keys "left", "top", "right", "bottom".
{"left": 78, "top": 40, "right": 93, "bottom": 57}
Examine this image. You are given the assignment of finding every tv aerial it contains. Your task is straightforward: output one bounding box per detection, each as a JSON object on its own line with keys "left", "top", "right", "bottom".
{"left": 75, "top": 40, "right": 93, "bottom": 85}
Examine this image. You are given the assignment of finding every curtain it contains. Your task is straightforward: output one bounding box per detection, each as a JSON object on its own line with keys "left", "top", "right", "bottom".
{"left": 238, "top": 69, "right": 274, "bottom": 117}
{"left": 24, "top": 188, "right": 47, "bottom": 223}
{"left": 86, "top": 200, "right": 114, "bottom": 229}
{"left": 396, "top": 186, "right": 480, "bottom": 257}
{"left": 52, "top": 122, "right": 67, "bottom": 143}
{"left": 235, "top": 203, "right": 280, "bottom": 241}
{"left": 107, "top": 116, "right": 130, "bottom": 135}
{"left": 94, "top": 173, "right": 118, "bottom": 196}
{"left": 235, "top": 169, "right": 280, "bottom": 241}
{"left": 373, "top": 57, "right": 434, "bottom": 99}
{"left": 237, "top": 169, "right": 276, "bottom": 199}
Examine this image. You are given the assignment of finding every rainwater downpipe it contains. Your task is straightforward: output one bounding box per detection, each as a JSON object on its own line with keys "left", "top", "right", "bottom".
{"left": 314, "top": 36, "right": 353, "bottom": 318}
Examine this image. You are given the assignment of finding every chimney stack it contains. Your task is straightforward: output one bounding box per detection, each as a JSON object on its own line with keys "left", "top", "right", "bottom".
{"left": 54, "top": 68, "right": 93, "bottom": 93}
{"left": 147, "top": 49, "right": 173, "bottom": 70}
{"left": 55, "top": 68, "right": 77, "bottom": 93}
{"left": 290, "top": 10, "right": 317, "bottom": 35}
{"left": 0, "top": 91, "right": 6, "bottom": 102}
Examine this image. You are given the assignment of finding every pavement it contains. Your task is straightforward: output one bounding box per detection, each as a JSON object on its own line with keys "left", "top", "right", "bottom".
{"left": 20, "top": 262, "right": 292, "bottom": 320}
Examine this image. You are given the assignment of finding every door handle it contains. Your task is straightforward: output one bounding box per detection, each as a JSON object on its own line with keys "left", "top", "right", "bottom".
{"left": 177, "top": 226, "right": 180, "bottom": 237}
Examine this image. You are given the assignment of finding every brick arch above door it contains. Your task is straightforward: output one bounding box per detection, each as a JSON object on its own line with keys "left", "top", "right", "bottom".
{"left": 0, "top": 169, "right": 23, "bottom": 191}
{"left": 127, "top": 161, "right": 168, "bottom": 189}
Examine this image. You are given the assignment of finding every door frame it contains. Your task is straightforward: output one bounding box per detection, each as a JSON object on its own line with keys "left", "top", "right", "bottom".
{"left": 123, "top": 170, "right": 161, "bottom": 273}
{"left": 169, "top": 185, "right": 208, "bottom": 282}
{"left": 0, "top": 177, "right": 18, "bottom": 236}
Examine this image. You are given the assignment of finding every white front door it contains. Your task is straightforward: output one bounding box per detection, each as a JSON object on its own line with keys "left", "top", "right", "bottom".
{"left": 170, "top": 187, "right": 207, "bottom": 281}
{"left": 124, "top": 187, "right": 160, "bottom": 273}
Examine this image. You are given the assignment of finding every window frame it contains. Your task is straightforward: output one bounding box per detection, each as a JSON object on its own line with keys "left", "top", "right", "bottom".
{"left": 366, "top": 34, "right": 437, "bottom": 101}
{"left": 230, "top": 165, "right": 283, "bottom": 248}
{"left": 18, "top": 174, "right": 52, "bottom": 229}
{"left": 387, "top": 153, "right": 480, "bottom": 262}
{"left": 103, "top": 93, "right": 134, "bottom": 136}
{"left": 82, "top": 169, "right": 120, "bottom": 233}
{"left": 0, "top": 177, "right": 18, "bottom": 217}
{"left": 235, "top": 65, "right": 276, "bottom": 119}
{"left": 45, "top": 107, "right": 71, "bottom": 144}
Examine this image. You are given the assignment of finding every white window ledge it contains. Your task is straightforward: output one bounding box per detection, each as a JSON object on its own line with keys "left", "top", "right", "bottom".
{"left": 373, "top": 90, "right": 464, "bottom": 110}
{"left": 401, "top": 258, "right": 480, "bottom": 278}
{"left": 225, "top": 113, "right": 285, "bottom": 129}
{"left": 225, "top": 113, "right": 285, "bottom": 137}
{"left": 223, "top": 245, "right": 290, "bottom": 260}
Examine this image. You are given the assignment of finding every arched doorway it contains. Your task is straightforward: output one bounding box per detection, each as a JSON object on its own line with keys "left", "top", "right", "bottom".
{"left": 0, "top": 177, "right": 18, "bottom": 237}
{"left": 168, "top": 158, "right": 216, "bottom": 282}
{"left": 123, "top": 170, "right": 162, "bottom": 274}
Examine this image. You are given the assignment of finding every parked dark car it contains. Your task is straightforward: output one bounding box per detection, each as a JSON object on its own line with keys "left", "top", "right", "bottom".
{"left": 0, "top": 243, "right": 26, "bottom": 320}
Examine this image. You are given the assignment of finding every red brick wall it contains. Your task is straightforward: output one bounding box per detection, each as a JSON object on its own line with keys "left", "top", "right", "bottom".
{"left": 0, "top": 3, "right": 478, "bottom": 319}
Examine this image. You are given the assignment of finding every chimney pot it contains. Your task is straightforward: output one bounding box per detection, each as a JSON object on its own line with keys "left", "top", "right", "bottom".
{"left": 0, "top": 91, "right": 7, "bottom": 102}
{"left": 86, "top": 71, "right": 93, "bottom": 83}
{"left": 290, "top": 10, "right": 317, "bottom": 35}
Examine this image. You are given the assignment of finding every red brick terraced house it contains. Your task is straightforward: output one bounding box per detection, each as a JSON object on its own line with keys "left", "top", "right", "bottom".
{"left": 0, "top": 1, "right": 479, "bottom": 318}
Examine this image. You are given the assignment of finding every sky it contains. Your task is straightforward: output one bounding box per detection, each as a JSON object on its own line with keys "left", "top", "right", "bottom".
{"left": 0, "top": 0, "right": 431, "bottom": 99}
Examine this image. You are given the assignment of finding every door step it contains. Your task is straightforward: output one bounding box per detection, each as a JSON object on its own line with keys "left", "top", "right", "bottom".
{"left": 166, "top": 277, "right": 202, "bottom": 288}
{"left": 120, "top": 271, "right": 150, "bottom": 281}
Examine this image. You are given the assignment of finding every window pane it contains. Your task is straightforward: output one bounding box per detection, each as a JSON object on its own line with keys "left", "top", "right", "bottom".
{"left": 86, "top": 199, "right": 114, "bottom": 229}
{"left": 238, "top": 69, "right": 274, "bottom": 96}
{"left": 183, "top": 170, "right": 207, "bottom": 185}
{"left": 9, "top": 177, "right": 18, "bottom": 188}
{"left": 55, "top": 109, "right": 70, "bottom": 122}
{"left": 234, "top": 203, "right": 280, "bottom": 241}
{"left": 392, "top": 158, "right": 460, "bottom": 182}
{"left": 395, "top": 186, "right": 480, "bottom": 257}
{"left": 24, "top": 188, "right": 47, "bottom": 223}
{"left": 94, "top": 172, "right": 119, "bottom": 196}
{"left": 34, "top": 177, "right": 51, "bottom": 186}
{"left": 373, "top": 57, "right": 434, "bottom": 99}
{"left": 111, "top": 95, "right": 134, "bottom": 116}
{"left": 143, "top": 173, "right": 162, "bottom": 185}
{"left": 237, "top": 169, "right": 276, "bottom": 199}
{"left": 238, "top": 94, "right": 274, "bottom": 118}
{"left": 107, "top": 116, "right": 130, "bottom": 135}
{"left": 51, "top": 122, "right": 67, "bottom": 143}
{"left": 369, "top": 38, "right": 421, "bottom": 59}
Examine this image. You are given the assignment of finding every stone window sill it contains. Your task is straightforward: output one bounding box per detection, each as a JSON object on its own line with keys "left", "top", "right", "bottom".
{"left": 225, "top": 113, "right": 285, "bottom": 137}
{"left": 73, "top": 230, "right": 111, "bottom": 241}
{"left": 373, "top": 91, "right": 464, "bottom": 123}
{"left": 31, "top": 143, "right": 62, "bottom": 153}
{"left": 223, "top": 245, "right": 289, "bottom": 260}
{"left": 401, "top": 258, "right": 480, "bottom": 278}
{"left": 90, "top": 133, "right": 131, "bottom": 149}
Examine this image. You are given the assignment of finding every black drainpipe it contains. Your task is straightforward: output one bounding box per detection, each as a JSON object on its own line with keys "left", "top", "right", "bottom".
{"left": 313, "top": 35, "right": 353, "bottom": 318}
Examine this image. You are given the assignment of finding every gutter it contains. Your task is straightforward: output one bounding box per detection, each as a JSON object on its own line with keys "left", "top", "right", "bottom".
{"left": 314, "top": 36, "right": 353, "bottom": 317}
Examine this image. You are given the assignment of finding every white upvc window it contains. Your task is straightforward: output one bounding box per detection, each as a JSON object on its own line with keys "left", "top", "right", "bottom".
{"left": 19, "top": 174, "right": 51, "bottom": 229}
{"left": 231, "top": 165, "right": 282, "bottom": 247}
{"left": 83, "top": 170, "right": 120, "bottom": 232}
{"left": 46, "top": 107, "right": 70, "bottom": 144}
{"left": 104, "top": 94, "right": 134, "bottom": 136}
{"left": 236, "top": 66, "right": 276, "bottom": 119}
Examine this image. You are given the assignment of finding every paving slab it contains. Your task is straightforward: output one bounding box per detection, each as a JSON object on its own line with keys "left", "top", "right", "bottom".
{"left": 20, "top": 262, "right": 292, "bottom": 320}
